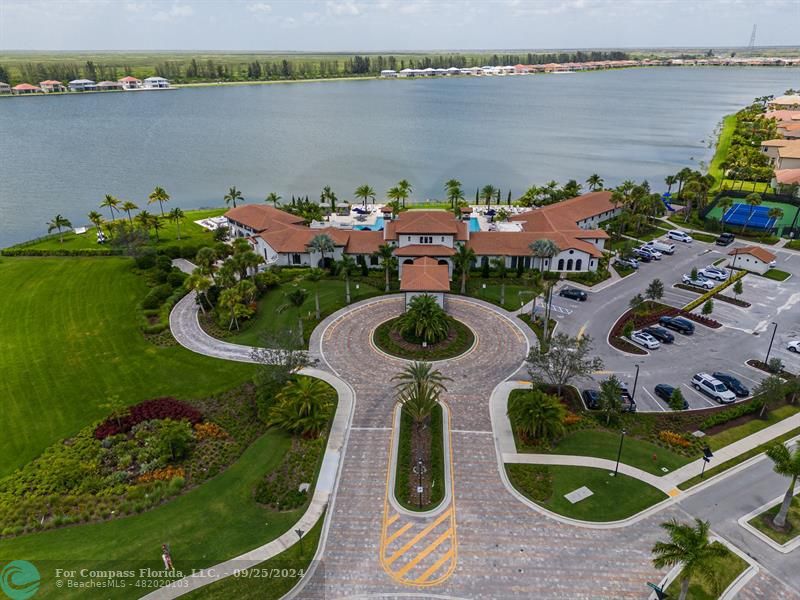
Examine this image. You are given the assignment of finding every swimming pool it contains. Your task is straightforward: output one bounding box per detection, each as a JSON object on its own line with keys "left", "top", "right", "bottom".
{"left": 469, "top": 217, "right": 480, "bottom": 232}
{"left": 354, "top": 217, "right": 385, "bottom": 231}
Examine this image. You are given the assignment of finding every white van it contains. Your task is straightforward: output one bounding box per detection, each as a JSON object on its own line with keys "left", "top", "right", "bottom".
{"left": 691, "top": 373, "right": 736, "bottom": 404}
{"left": 667, "top": 230, "right": 693, "bottom": 243}
{"left": 645, "top": 240, "right": 675, "bottom": 255}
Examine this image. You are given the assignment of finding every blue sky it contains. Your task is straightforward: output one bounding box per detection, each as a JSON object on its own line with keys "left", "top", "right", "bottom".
{"left": 1, "top": 0, "right": 798, "bottom": 51}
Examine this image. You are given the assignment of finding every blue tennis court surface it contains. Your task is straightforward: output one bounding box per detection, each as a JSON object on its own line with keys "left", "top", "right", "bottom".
{"left": 721, "top": 203, "right": 776, "bottom": 230}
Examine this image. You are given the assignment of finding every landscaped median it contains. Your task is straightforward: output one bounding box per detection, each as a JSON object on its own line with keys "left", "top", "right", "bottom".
{"left": 662, "top": 540, "right": 749, "bottom": 600}
{"left": 747, "top": 493, "right": 800, "bottom": 547}
{"left": 682, "top": 269, "right": 746, "bottom": 313}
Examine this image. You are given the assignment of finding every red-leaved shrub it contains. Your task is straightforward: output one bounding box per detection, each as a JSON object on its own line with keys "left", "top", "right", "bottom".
{"left": 94, "top": 397, "right": 203, "bottom": 439}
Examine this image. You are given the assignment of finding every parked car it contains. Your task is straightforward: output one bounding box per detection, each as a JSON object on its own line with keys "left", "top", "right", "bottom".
{"left": 768, "top": 259, "right": 777, "bottom": 269}
{"left": 715, "top": 232, "right": 735, "bottom": 246}
{"left": 698, "top": 266, "right": 729, "bottom": 281}
{"left": 638, "top": 246, "right": 662, "bottom": 260}
{"left": 644, "top": 240, "right": 676, "bottom": 255}
{"left": 619, "top": 382, "right": 637, "bottom": 412}
{"left": 633, "top": 248, "right": 653, "bottom": 262}
{"left": 559, "top": 287, "right": 588, "bottom": 301}
{"left": 668, "top": 230, "right": 693, "bottom": 243}
{"left": 614, "top": 257, "right": 639, "bottom": 270}
{"left": 711, "top": 372, "right": 750, "bottom": 397}
{"left": 659, "top": 316, "right": 695, "bottom": 335}
{"left": 691, "top": 373, "right": 736, "bottom": 404}
{"left": 787, "top": 340, "right": 800, "bottom": 353}
{"left": 643, "top": 326, "right": 674, "bottom": 344}
{"left": 682, "top": 274, "right": 715, "bottom": 289}
{"left": 582, "top": 389, "right": 600, "bottom": 410}
{"left": 654, "top": 384, "right": 688, "bottom": 409}
{"left": 631, "top": 330, "right": 661, "bottom": 349}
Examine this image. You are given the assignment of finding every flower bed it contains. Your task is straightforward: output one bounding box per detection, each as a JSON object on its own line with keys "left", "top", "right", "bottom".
{"left": 373, "top": 316, "right": 475, "bottom": 361}
{"left": 94, "top": 398, "right": 203, "bottom": 439}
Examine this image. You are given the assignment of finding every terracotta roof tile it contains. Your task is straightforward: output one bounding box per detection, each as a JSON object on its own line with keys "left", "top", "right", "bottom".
{"left": 345, "top": 230, "right": 384, "bottom": 254}
{"left": 728, "top": 246, "right": 776, "bottom": 264}
{"left": 400, "top": 259, "right": 450, "bottom": 292}
{"left": 225, "top": 204, "right": 305, "bottom": 232}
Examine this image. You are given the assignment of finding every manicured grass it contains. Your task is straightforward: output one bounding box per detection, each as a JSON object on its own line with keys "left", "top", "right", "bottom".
{"left": 185, "top": 514, "right": 324, "bottom": 599}
{"left": 665, "top": 542, "right": 747, "bottom": 600}
{"left": 0, "top": 430, "right": 303, "bottom": 600}
{"left": 466, "top": 280, "right": 533, "bottom": 311}
{"left": 787, "top": 240, "right": 800, "bottom": 251}
{"left": 749, "top": 495, "right": 800, "bottom": 545}
{"left": 705, "top": 405, "right": 800, "bottom": 452}
{"left": 760, "top": 269, "right": 791, "bottom": 282}
{"left": 679, "top": 427, "right": 800, "bottom": 490}
{"left": 720, "top": 180, "right": 773, "bottom": 193}
{"left": 506, "top": 464, "right": 667, "bottom": 521}
{"left": 517, "top": 314, "right": 557, "bottom": 349}
{"left": 546, "top": 429, "right": 690, "bottom": 476}
{"left": 0, "top": 257, "right": 255, "bottom": 477}
{"left": 9, "top": 208, "right": 225, "bottom": 252}
{"left": 225, "top": 278, "right": 383, "bottom": 347}
{"left": 395, "top": 404, "right": 445, "bottom": 511}
{"left": 708, "top": 114, "right": 737, "bottom": 186}
{"left": 373, "top": 317, "right": 475, "bottom": 361}
{"left": 613, "top": 263, "right": 637, "bottom": 278}
{"left": 636, "top": 226, "right": 671, "bottom": 242}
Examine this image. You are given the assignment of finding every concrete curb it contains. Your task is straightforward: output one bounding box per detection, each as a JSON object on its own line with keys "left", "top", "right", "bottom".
{"left": 737, "top": 483, "right": 800, "bottom": 554}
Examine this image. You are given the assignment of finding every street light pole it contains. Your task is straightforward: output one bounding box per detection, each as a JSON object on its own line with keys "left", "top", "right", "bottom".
{"left": 631, "top": 364, "right": 641, "bottom": 403}
{"left": 765, "top": 322, "right": 778, "bottom": 365}
{"left": 417, "top": 458, "right": 424, "bottom": 509}
{"left": 613, "top": 429, "right": 627, "bottom": 476}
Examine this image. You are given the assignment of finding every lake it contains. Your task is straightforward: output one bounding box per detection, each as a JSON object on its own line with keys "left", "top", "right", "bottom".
{"left": 1, "top": 66, "right": 799, "bottom": 247}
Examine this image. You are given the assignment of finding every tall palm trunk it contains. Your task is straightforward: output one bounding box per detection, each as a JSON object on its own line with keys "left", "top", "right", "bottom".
{"left": 345, "top": 275, "right": 351, "bottom": 304}
{"left": 176, "top": 220, "right": 181, "bottom": 240}
{"left": 460, "top": 270, "right": 467, "bottom": 294}
{"left": 679, "top": 576, "right": 689, "bottom": 600}
{"left": 385, "top": 267, "right": 390, "bottom": 292}
{"left": 774, "top": 474, "right": 798, "bottom": 528}
{"left": 314, "top": 288, "right": 321, "bottom": 320}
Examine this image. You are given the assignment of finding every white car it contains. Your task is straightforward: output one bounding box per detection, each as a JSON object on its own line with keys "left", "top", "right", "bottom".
{"left": 639, "top": 246, "right": 662, "bottom": 260}
{"left": 682, "top": 274, "right": 715, "bottom": 289}
{"left": 692, "top": 373, "right": 736, "bottom": 404}
{"left": 698, "top": 266, "right": 728, "bottom": 281}
{"left": 668, "top": 230, "right": 693, "bottom": 243}
{"left": 768, "top": 259, "right": 777, "bottom": 269}
{"left": 630, "top": 330, "right": 661, "bottom": 349}
{"left": 788, "top": 341, "right": 800, "bottom": 353}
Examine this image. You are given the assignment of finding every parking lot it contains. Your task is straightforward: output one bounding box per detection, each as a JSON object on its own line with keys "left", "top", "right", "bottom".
{"left": 540, "top": 236, "right": 800, "bottom": 412}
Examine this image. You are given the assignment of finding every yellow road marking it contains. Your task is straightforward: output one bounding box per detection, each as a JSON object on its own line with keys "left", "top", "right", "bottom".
{"left": 668, "top": 488, "right": 682, "bottom": 497}
{"left": 393, "top": 527, "right": 453, "bottom": 578}
{"left": 385, "top": 509, "right": 451, "bottom": 566}
{"left": 577, "top": 322, "right": 588, "bottom": 339}
{"left": 385, "top": 521, "right": 413, "bottom": 545}
{"left": 414, "top": 548, "right": 455, "bottom": 584}
{"left": 386, "top": 513, "right": 399, "bottom": 527}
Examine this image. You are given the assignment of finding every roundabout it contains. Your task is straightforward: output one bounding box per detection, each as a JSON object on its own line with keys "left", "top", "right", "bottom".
{"left": 371, "top": 315, "right": 476, "bottom": 362}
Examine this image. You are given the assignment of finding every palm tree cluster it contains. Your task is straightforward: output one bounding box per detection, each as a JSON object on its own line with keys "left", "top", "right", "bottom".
{"left": 395, "top": 294, "right": 450, "bottom": 345}
{"left": 393, "top": 362, "right": 450, "bottom": 431}
{"left": 80, "top": 188, "right": 183, "bottom": 245}
{"left": 507, "top": 387, "right": 565, "bottom": 442}
{"left": 445, "top": 179, "right": 465, "bottom": 209}
{"left": 609, "top": 180, "right": 666, "bottom": 236}
{"left": 517, "top": 179, "right": 583, "bottom": 207}
{"left": 267, "top": 377, "right": 334, "bottom": 438}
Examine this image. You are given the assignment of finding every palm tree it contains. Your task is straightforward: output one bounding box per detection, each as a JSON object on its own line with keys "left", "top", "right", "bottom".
{"left": 392, "top": 361, "right": 451, "bottom": 400}
{"left": 599, "top": 376, "right": 622, "bottom": 425}
{"left": 307, "top": 233, "right": 335, "bottom": 269}
{"left": 195, "top": 247, "right": 217, "bottom": 280}
{"left": 100, "top": 194, "right": 120, "bottom": 222}
{"left": 397, "top": 179, "right": 412, "bottom": 207}
{"left": 529, "top": 238, "right": 560, "bottom": 341}
{"left": 267, "top": 377, "right": 334, "bottom": 438}
{"left": 218, "top": 286, "right": 244, "bottom": 330}
{"left": 386, "top": 186, "right": 403, "bottom": 209}
{"left": 305, "top": 267, "right": 324, "bottom": 320}
{"left": 396, "top": 381, "right": 440, "bottom": 425}
{"left": 150, "top": 214, "right": 164, "bottom": 241}
{"left": 651, "top": 518, "right": 727, "bottom": 600}
{"left": 224, "top": 186, "right": 243, "bottom": 208}
{"left": 148, "top": 186, "right": 170, "bottom": 216}
{"left": 453, "top": 244, "right": 476, "bottom": 294}
{"left": 507, "top": 388, "right": 565, "bottom": 442}
{"left": 185, "top": 272, "right": 212, "bottom": 313}
{"left": 664, "top": 174, "right": 677, "bottom": 194}
{"left": 395, "top": 294, "right": 450, "bottom": 344}
{"left": 134, "top": 210, "right": 154, "bottom": 236}
{"left": 481, "top": 184, "right": 497, "bottom": 207}
{"left": 768, "top": 206, "right": 784, "bottom": 226}
{"left": 121, "top": 201, "right": 139, "bottom": 224}
{"left": 716, "top": 195, "right": 733, "bottom": 225}
{"left": 87, "top": 210, "right": 104, "bottom": 232}
{"left": 47, "top": 214, "right": 72, "bottom": 243}
{"left": 675, "top": 167, "right": 693, "bottom": 200}
{"left": 320, "top": 186, "right": 336, "bottom": 212}
{"left": 336, "top": 255, "right": 358, "bottom": 304}
{"left": 445, "top": 179, "right": 462, "bottom": 206}
{"left": 374, "top": 244, "right": 396, "bottom": 292}
{"left": 681, "top": 180, "right": 703, "bottom": 223}
{"left": 354, "top": 184, "right": 376, "bottom": 208}
{"left": 169, "top": 207, "right": 185, "bottom": 240}
{"left": 765, "top": 443, "right": 800, "bottom": 529}
{"left": 265, "top": 192, "right": 281, "bottom": 207}
{"left": 586, "top": 174, "right": 604, "bottom": 192}
{"left": 743, "top": 192, "right": 762, "bottom": 232}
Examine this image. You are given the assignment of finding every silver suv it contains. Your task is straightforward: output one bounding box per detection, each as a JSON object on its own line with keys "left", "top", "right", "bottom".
{"left": 691, "top": 373, "right": 736, "bottom": 404}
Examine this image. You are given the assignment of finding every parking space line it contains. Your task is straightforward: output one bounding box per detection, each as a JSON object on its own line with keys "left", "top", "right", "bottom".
{"left": 681, "top": 383, "right": 718, "bottom": 408}
{"left": 728, "top": 369, "right": 761, "bottom": 385}
{"left": 642, "top": 387, "right": 666, "bottom": 412}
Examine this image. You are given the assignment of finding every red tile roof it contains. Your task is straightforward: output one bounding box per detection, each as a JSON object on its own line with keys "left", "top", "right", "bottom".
{"left": 775, "top": 169, "right": 800, "bottom": 185}
{"left": 467, "top": 232, "right": 603, "bottom": 258}
{"left": 387, "top": 210, "right": 461, "bottom": 235}
{"left": 13, "top": 83, "right": 40, "bottom": 91}
{"left": 119, "top": 76, "right": 141, "bottom": 82}
{"left": 345, "top": 230, "right": 384, "bottom": 254}
{"left": 400, "top": 258, "right": 450, "bottom": 292}
{"left": 728, "top": 246, "right": 776, "bottom": 264}
{"left": 225, "top": 204, "right": 305, "bottom": 232}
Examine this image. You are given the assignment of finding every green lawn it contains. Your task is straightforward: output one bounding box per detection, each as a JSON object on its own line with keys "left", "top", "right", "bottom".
{"left": 225, "top": 278, "right": 383, "bottom": 346}
{"left": 708, "top": 114, "right": 736, "bottom": 187}
{"left": 787, "top": 240, "right": 800, "bottom": 251}
{"left": 0, "top": 257, "right": 254, "bottom": 476}
{"left": 506, "top": 464, "right": 667, "bottom": 521}
{"left": 9, "top": 207, "right": 225, "bottom": 252}
{"left": 0, "top": 430, "right": 303, "bottom": 599}
{"left": 546, "top": 429, "right": 690, "bottom": 476}
{"left": 705, "top": 405, "right": 800, "bottom": 452}
{"left": 185, "top": 514, "right": 324, "bottom": 599}
{"left": 466, "top": 280, "right": 533, "bottom": 311}
{"left": 665, "top": 542, "right": 747, "bottom": 600}
{"left": 760, "top": 269, "right": 791, "bottom": 282}
{"left": 749, "top": 495, "right": 800, "bottom": 545}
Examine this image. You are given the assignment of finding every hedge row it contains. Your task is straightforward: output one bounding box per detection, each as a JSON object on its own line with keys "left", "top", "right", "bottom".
{"left": 699, "top": 398, "right": 764, "bottom": 431}
{"left": 683, "top": 270, "right": 746, "bottom": 313}
{"left": 1, "top": 248, "right": 124, "bottom": 257}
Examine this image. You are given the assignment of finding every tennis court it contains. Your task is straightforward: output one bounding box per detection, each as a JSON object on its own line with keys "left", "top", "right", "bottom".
{"left": 706, "top": 200, "right": 800, "bottom": 234}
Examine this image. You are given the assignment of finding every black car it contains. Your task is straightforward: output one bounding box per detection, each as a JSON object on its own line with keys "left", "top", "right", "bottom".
{"left": 716, "top": 232, "right": 735, "bottom": 246}
{"left": 655, "top": 384, "right": 688, "bottom": 409}
{"left": 582, "top": 389, "right": 600, "bottom": 409}
{"left": 632, "top": 249, "right": 652, "bottom": 262}
{"left": 659, "top": 316, "right": 695, "bottom": 335}
{"left": 712, "top": 372, "right": 750, "bottom": 397}
{"left": 643, "top": 326, "right": 675, "bottom": 344}
{"left": 559, "top": 287, "right": 587, "bottom": 301}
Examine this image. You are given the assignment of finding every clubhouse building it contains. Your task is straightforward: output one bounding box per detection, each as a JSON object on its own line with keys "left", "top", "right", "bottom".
{"left": 224, "top": 191, "right": 619, "bottom": 284}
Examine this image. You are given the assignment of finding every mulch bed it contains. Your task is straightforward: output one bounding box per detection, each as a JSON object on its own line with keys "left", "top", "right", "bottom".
{"left": 407, "top": 420, "right": 433, "bottom": 507}
{"left": 746, "top": 360, "right": 797, "bottom": 379}
{"left": 714, "top": 293, "right": 751, "bottom": 308}
{"left": 374, "top": 317, "right": 474, "bottom": 361}
{"left": 610, "top": 336, "right": 648, "bottom": 355}
{"left": 387, "top": 323, "right": 459, "bottom": 353}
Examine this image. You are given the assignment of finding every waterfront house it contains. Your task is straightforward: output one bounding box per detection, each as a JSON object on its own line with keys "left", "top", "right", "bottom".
{"left": 380, "top": 70, "right": 398, "bottom": 78}
{"left": 119, "top": 76, "right": 142, "bottom": 89}
{"left": 768, "top": 95, "right": 800, "bottom": 110}
{"left": 760, "top": 139, "right": 799, "bottom": 163}
{"left": 773, "top": 169, "right": 800, "bottom": 196}
{"left": 728, "top": 246, "right": 777, "bottom": 274}
{"left": 96, "top": 81, "right": 123, "bottom": 91}
{"left": 39, "top": 80, "right": 65, "bottom": 93}
{"left": 143, "top": 77, "right": 170, "bottom": 89}
{"left": 0, "top": 82, "right": 10, "bottom": 94}
{"left": 776, "top": 145, "right": 800, "bottom": 170}
{"left": 68, "top": 79, "right": 97, "bottom": 92}
{"left": 12, "top": 83, "right": 41, "bottom": 94}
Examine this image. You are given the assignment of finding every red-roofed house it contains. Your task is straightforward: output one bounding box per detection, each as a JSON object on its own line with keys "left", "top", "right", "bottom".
{"left": 728, "top": 246, "right": 777, "bottom": 274}
{"left": 39, "top": 80, "right": 65, "bottom": 93}
{"left": 119, "top": 76, "right": 142, "bottom": 90}
{"left": 12, "top": 83, "right": 41, "bottom": 94}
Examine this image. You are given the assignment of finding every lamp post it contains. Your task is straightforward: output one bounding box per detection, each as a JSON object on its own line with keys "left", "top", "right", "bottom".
{"left": 414, "top": 458, "right": 426, "bottom": 509}
{"left": 700, "top": 446, "right": 714, "bottom": 479}
{"left": 295, "top": 528, "right": 305, "bottom": 556}
{"left": 613, "top": 429, "right": 627, "bottom": 476}
{"left": 765, "top": 321, "right": 778, "bottom": 365}
{"left": 631, "top": 364, "right": 641, "bottom": 403}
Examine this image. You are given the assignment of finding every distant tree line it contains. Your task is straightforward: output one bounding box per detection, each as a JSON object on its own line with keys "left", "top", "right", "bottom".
{"left": 0, "top": 50, "right": 630, "bottom": 85}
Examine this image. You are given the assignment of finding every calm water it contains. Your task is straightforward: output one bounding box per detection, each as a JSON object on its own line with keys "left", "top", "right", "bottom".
{"left": 1, "top": 67, "right": 799, "bottom": 247}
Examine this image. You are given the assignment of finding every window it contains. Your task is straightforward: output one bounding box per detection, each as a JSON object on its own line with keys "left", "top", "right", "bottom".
{"left": 420, "top": 236, "right": 433, "bottom": 244}
{"left": 567, "top": 259, "right": 573, "bottom": 271}
{"left": 557, "top": 258, "right": 564, "bottom": 270}
{"left": 292, "top": 253, "right": 301, "bottom": 265}
{"left": 370, "top": 255, "right": 378, "bottom": 266}
{"left": 575, "top": 259, "right": 582, "bottom": 270}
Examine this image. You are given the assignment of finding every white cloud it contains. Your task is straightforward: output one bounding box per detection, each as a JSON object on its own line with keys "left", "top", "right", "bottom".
{"left": 246, "top": 2, "right": 272, "bottom": 14}
{"left": 326, "top": 0, "right": 361, "bottom": 17}
{"left": 151, "top": 3, "right": 194, "bottom": 22}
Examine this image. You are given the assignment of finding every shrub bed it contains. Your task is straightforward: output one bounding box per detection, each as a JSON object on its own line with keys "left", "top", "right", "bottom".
{"left": 714, "top": 293, "right": 751, "bottom": 308}
{"left": 700, "top": 398, "right": 764, "bottom": 431}
{"left": 682, "top": 270, "right": 746, "bottom": 313}
{"left": 373, "top": 316, "right": 475, "bottom": 361}
{"left": 746, "top": 359, "right": 797, "bottom": 379}
{"left": 395, "top": 404, "right": 445, "bottom": 511}
{"left": 94, "top": 397, "right": 204, "bottom": 439}
{"left": 506, "top": 464, "right": 553, "bottom": 502}
{"left": 254, "top": 437, "right": 325, "bottom": 511}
